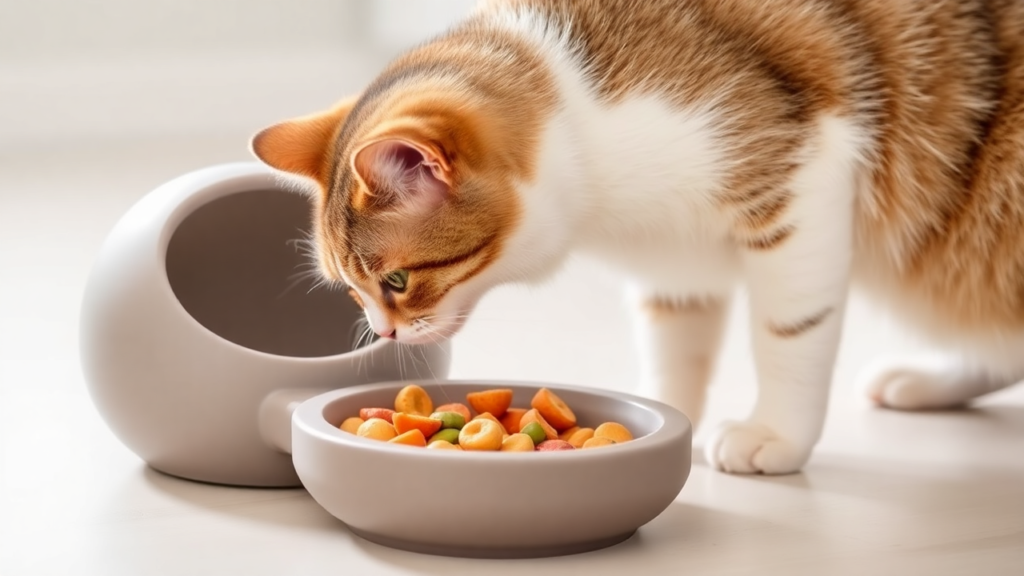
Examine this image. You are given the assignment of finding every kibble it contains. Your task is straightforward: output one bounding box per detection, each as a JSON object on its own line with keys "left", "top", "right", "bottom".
{"left": 357, "top": 418, "right": 397, "bottom": 441}
{"left": 426, "top": 440, "right": 461, "bottom": 450}
{"left": 458, "top": 419, "right": 504, "bottom": 451}
{"left": 430, "top": 411, "right": 466, "bottom": 430}
{"left": 344, "top": 386, "right": 635, "bottom": 453}
{"left": 500, "top": 433, "right": 535, "bottom": 452}
{"left": 582, "top": 437, "right": 617, "bottom": 449}
{"left": 393, "top": 412, "right": 442, "bottom": 437}
{"left": 339, "top": 416, "right": 365, "bottom": 434}
{"left": 359, "top": 407, "right": 395, "bottom": 424}
{"left": 520, "top": 421, "right": 547, "bottom": 446}
{"left": 394, "top": 384, "right": 434, "bottom": 416}
{"left": 519, "top": 409, "right": 558, "bottom": 441}
{"left": 536, "top": 439, "right": 575, "bottom": 451}
{"left": 428, "top": 428, "right": 460, "bottom": 445}
{"left": 594, "top": 422, "right": 633, "bottom": 443}
{"left": 565, "top": 427, "right": 595, "bottom": 449}
{"left": 389, "top": 429, "right": 427, "bottom": 447}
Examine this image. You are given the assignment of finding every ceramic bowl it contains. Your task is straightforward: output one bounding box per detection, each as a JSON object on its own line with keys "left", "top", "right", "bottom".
{"left": 290, "top": 380, "right": 692, "bottom": 558}
{"left": 80, "top": 162, "right": 451, "bottom": 487}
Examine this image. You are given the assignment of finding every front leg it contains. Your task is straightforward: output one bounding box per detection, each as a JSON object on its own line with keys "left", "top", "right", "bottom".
{"left": 633, "top": 291, "right": 730, "bottom": 428}
{"left": 706, "top": 125, "right": 858, "bottom": 474}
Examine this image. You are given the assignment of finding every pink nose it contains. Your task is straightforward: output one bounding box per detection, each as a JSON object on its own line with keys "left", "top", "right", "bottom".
{"left": 380, "top": 328, "right": 397, "bottom": 340}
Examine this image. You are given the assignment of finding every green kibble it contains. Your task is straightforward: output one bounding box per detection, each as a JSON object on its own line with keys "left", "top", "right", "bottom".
{"left": 521, "top": 421, "right": 546, "bottom": 445}
{"left": 430, "top": 411, "right": 466, "bottom": 430}
{"left": 429, "top": 428, "right": 461, "bottom": 445}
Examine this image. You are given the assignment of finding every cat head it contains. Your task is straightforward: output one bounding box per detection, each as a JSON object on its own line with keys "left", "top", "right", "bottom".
{"left": 250, "top": 88, "right": 556, "bottom": 344}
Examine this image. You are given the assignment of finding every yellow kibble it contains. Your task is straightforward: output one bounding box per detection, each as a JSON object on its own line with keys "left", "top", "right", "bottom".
{"left": 458, "top": 419, "right": 504, "bottom": 451}
{"left": 427, "top": 440, "right": 462, "bottom": 451}
{"left": 582, "top": 437, "right": 617, "bottom": 449}
{"left": 472, "top": 412, "right": 508, "bottom": 435}
{"left": 339, "top": 417, "right": 365, "bottom": 434}
{"left": 357, "top": 417, "right": 397, "bottom": 441}
{"left": 500, "top": 433, "right": 535, "bottom": 452}
{"left": 558, "top": 426, "right": 581, "bottom": 441}
{"left": 594, "top": 422, "right": 633, "bottom": 443}
{"left": 566, "top": 427, "right": 595, "bottom": 448}
{"left": 394, "top": 384, "right": 434, "bottom": 416}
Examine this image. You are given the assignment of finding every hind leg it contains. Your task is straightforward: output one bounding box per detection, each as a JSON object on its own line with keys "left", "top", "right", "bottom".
{"left": 862, "top": 355, "right": 1021, "bottom": 410}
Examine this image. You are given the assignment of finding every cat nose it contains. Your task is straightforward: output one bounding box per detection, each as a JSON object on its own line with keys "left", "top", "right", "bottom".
{"left": 380, "top": 328, "right": 397, "bottom": 340}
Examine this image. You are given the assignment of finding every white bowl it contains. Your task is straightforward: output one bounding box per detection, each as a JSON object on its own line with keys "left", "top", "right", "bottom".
{"left": 80, "top": 163, "right": 451, "bottom": 487}
{"left": 291, "top": 380, "right": 692, "bottom": 558}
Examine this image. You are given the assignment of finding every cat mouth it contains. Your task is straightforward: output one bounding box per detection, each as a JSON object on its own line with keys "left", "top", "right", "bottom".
{"left": 397, "top": 314, "right": 468, "bottom": 345}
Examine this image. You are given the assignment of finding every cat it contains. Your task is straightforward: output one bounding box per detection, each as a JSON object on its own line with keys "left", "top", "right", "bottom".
{"left": 250, "top": 0, "right": 1024, "bottom": 474}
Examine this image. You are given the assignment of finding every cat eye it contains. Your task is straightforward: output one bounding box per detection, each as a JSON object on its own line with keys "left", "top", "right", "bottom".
{"left": 383, "top": 269, "right": 409, "bottom": 292}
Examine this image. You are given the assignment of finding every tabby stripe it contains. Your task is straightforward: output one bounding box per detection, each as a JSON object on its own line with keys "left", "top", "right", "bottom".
{"left": 738, "top": 192, "right": 793, "bottom": 230}
{"left": 742, "top": 226, "right": 795, "bottom": 250}
{"left": 404, "top": 245, "right": 497, "bottom": 310}
{"left": 767, "top": 307, "right": 834, "bottom": 338}
{"left": 406, "top": 233, "right": 497, "bottom": 271}
{"left": 643, "top": 295, "right": 722, "bottom": 315}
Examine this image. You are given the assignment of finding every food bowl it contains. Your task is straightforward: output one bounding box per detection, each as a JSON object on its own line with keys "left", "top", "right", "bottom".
{"left": 289, "top": 380, "right": 692, "bottom": 558}
{"left": 80, "top": 162, "right": 451, "bottom": 487}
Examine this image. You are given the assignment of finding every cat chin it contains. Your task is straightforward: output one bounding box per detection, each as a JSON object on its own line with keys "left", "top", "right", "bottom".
{"left": 397, "top": 315, "right": 468, "bottom": 345}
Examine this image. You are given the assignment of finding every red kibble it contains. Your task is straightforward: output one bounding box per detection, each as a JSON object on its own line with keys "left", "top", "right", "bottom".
{"left": 536, "top": 439, "right": 575, "bottom": 451}
{"left": 359, "top": 407, "right": 395, "bottom": 424}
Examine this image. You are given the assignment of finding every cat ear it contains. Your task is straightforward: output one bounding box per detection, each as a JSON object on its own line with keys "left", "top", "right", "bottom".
{"left": 249, "top": 96, "right": 357, "bottom": 187}
{"left": 351, "top": 139, "right": 452, "bottom": 213}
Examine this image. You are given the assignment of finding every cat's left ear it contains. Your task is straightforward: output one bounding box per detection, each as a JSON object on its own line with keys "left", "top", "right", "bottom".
{"left": 249, "top": 96, "right": 358, "bottom": 188}
{"left": 351, "top": 138, "right": 453, "bottom": 214}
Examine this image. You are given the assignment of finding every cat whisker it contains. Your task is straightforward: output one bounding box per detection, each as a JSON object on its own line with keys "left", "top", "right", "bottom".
{"left": 276, "top": 268, "right": 326, "bottom": 299}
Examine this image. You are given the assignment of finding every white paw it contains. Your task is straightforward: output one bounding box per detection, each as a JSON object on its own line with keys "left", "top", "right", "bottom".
{"left": 861, "top": 362, "right": 967, "bottom": 410}
{"left": 704, "top": 421, "right": 810, "bottom": 475}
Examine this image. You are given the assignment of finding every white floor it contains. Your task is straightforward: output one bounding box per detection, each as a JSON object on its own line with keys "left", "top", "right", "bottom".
{"left": 1, "top": 133, "right": 1022, "bottom": 575}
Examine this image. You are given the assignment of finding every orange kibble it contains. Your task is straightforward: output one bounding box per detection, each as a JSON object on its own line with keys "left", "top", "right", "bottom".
{"left": 472, "top": 412, "right": 508, "bottom": 435}
{"left": 357, "top": 418, "right": 397, "bottom": 441}
{"left": 582, "top": 437, "right": 616, "bottom": 449}
{"left": 394, "top": 384, "right": 434, "bottom": 416}
{"left": 500, "top": 408, "right": 528, "bottom": 434}
{"left": 558, "top": 426, "right": 580, "bottom": 441}
{"left": 389, "top": 429, "right": 427, "bottom": 447}
{"left": 466, "top": 389, "right": 514, "bottom": 418}
{"left": 566, "top": 427, "right": 595, "bottom": 448}
{"left": 500, "top": 433, "right": 535, "bottom": 452}
{"left": 393, "top": 412, "right": 443, "bottom": 438}
{"left": 458, "top": 419, "right": 504, "bottom": 451}
{"left": 435, "top": 402, "right": 472, "bottom": 423}
{"left": 531, "top": 388, "right": 577, "bottom": 431}
{"left": 594, "top": 422, "right": 633, "bottom": 443}
{"left": 339, "top": 417, "right": 365, "bottom": 434}
{"left": 427, "top": 440, "right": 462, "bottom": 450}
{"left": 519, "top": 409, "right": 558, "bottom": 441}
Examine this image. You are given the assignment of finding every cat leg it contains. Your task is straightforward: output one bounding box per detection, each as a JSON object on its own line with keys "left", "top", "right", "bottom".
{"left": 705, "top": 118, "right": 859, "bottom": 475}
{"left": 862, "top": 355, "right": 1021, "bottom": 410}
{"left": 633, "top": 291, "right": 730, "bottom": 428}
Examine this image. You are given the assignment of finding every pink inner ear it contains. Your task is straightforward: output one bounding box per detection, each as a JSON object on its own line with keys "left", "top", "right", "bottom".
{"left": 354, "top": 139, "right": 450, "bottom": 212}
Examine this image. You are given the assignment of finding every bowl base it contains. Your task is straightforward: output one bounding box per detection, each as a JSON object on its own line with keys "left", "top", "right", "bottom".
{"left": 349, "top": 526, "right": 636, "bottom": 559}
{"left": 147, "top": 463, "right": 303, "bottom": 489}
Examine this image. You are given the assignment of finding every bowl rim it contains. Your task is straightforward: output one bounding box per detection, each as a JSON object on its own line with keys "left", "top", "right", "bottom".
{"left": 151, "top": 162, "right": 393, "bottom": 363}
{"left": 293, "top": 379, "right": 692, "bottom": 461}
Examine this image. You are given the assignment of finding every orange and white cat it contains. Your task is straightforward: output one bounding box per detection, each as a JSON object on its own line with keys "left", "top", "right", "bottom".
{"left": 251, "top": 0, "right": 1024, "bottom": 474}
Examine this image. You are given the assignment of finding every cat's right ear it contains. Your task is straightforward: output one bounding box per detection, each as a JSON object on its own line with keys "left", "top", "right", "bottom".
{"left": 249, "top": 96, "right": 358, "bottom": 188}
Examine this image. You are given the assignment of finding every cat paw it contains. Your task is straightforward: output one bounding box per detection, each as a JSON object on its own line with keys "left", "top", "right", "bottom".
{"left": 862, "top": 363, "right": 964, "bottom": 410}
{"left": 704, "top": 421, "right": 810, "bottom": 475}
